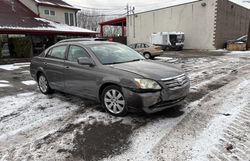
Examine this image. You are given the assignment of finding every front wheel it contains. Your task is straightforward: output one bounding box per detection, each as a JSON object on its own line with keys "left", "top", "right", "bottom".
{"left": 101, "top": 85, "right": 128, "bottom": 117}
{"left": 38, "top": 73, "right": 53, "bottom": 94}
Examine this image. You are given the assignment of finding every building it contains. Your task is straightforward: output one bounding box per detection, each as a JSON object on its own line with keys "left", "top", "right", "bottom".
{"left": 0, "top": 0, "right": 97, "bottom": 58}
{"left": 19, "top": 0, "right": 79, "bottom": 26}
{"left": 127, "top": 0, "right": 250, "bottom": 50}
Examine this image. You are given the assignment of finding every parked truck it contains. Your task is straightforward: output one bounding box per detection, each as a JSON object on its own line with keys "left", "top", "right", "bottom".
{"left": 150, "top": 32, "right": 185, "bottom": 51}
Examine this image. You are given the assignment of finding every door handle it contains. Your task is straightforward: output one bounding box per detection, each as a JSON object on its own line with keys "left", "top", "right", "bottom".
{"left": 43, "top": 62, "right": 48, "bottom": 65}
{"left": 65, "top": 66, "right": 69, "bottom": 69}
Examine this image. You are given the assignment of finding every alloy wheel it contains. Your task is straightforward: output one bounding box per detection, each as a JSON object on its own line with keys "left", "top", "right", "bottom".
{"left": 104, "top": 89, "right": 125, "bottom": 114}
{"left": 38, "top": 75, "right": 48, "bottom": 93}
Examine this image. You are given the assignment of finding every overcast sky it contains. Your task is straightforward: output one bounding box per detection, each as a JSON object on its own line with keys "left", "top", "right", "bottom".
{"left": 63, "top": 0, "right": 250, "bottom": 14}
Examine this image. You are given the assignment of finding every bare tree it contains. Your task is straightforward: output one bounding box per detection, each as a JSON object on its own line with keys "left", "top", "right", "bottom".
{"left": 77, "top": 10, "right": 105, "bottom": 31}
{"left": 77, "top": 10, "right": 122, "bottom": 37}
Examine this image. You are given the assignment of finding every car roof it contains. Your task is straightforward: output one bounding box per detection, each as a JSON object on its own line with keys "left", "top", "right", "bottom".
{"left": 57, "top": 41, "right": 117, "bottom": 46}
{"left": 57, "top": 38, "right": 108, "bottom": 44}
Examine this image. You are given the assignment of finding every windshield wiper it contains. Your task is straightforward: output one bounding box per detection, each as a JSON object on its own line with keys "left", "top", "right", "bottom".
{"left": 103, "top": 59, "right": 144, "bottom": 65}
{"left": 103, "top": 61, "right": 125, "bottom": 65}
{"left": 124, "top": 59, "right": 144, "bottom": 63}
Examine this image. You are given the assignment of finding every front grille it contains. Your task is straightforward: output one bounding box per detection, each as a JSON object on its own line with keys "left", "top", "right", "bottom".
{"left": 161, "top": 74, "right": 188, "bottom": 89}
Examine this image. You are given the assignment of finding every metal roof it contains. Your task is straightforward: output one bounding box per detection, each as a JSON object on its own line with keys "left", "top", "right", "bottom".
{"left": 0, "top": 0, "right": 96, "bottom": 36}
{"left": 99, "top": 17, "right": 126, "bottom": 26}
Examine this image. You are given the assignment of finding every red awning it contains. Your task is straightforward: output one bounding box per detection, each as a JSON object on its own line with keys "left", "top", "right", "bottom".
{"left": 99, "top": 17, "right": 126, "bottom": 26}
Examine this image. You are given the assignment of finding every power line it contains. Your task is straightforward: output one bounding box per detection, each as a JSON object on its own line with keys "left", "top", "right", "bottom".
{"left": 73, "top": 5, "right": 125, "bottom": 11}
{"left": 79, "top": 13, "right": 127, "bottom": 17}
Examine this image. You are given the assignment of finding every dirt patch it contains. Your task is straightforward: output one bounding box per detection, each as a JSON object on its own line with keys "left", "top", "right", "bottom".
{"left": 70, "top": 121, "right": 133, "bottom": 161}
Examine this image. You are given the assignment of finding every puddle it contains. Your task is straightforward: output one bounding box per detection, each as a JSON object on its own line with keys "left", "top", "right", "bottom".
{"left": 70, "top": 121, "right": 133, "bottom": 161}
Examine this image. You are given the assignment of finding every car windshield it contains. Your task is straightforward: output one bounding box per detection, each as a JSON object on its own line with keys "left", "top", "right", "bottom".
{"left": 177, "top": 34, "right": 185, "bottom": 41}
{"left": 90, "top": 43, "right": 145, "bottom": 65}
{"left": 237, "top": 35, "right": 247, "bottom": 41}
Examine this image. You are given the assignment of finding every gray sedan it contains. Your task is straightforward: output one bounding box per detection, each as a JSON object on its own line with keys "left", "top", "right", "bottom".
{"left": 30, "top": 41, "right": 189, "bottom": 116}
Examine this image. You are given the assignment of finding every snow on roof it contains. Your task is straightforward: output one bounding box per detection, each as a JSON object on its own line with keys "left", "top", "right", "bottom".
{"left": 0, "top": 18, "right": 97, "bottom": 34}
{"left": 0, "top": 0, "right": 95, "bottom": 35}
{"left": 34, "top": 18, "right": 96, "bottom": 33}
{"left": 34, "top": 0, "right": 80, "bottom": 10}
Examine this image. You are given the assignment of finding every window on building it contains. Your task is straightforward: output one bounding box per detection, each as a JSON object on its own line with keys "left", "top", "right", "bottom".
{"left": 50, "top": 10, "right": 55, "bottom": 16}
{"left": 65, "top": 12, "right": 74, "bottom": 26}
{"left": 70, "top": 13, "right": 74, "bottom": 26}
{"left": 65, "top": 13, "right": 69, "bottom": 25}
{"left": 44, "top": 10, "right": 49, "bottom": 15}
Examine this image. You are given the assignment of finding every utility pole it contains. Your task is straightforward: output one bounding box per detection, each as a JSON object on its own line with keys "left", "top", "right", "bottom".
{"left": 125, "top": 4, "right": 129, "bottom": 38}
{"left": 125, "top": 4, "right": 135, "bottom": 38}
{"left": 246, "top": 21, "right": 250, "bottom": 50}
{"left": 132, "top": 6, "right": 136, "bottom": 38}
{"left": 126, "top": 3, "right": 129, "bottom": 16}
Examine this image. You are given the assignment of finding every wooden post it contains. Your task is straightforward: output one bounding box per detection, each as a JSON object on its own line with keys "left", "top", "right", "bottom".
{"left": 122, "top": 22, "right": 125, "bottom": 37}
{"left": 100, "top": 25, "right": 104, "bottom": 37}
{"left": 247, "top": 21, "right": 250, "bottom": 50}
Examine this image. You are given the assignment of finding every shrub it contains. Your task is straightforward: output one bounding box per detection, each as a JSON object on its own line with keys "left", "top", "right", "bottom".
{"left": 8, "top": 37, "right": 32, "bottom": 58}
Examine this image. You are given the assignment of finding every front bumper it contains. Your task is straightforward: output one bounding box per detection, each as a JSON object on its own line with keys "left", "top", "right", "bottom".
{"left": 122, "top": 82, "right": 190, "bottom": 114}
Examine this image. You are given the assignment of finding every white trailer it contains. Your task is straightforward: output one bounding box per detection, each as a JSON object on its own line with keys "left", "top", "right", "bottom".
{"left": 150, "top": 32, "right": 185, "bottom": 51}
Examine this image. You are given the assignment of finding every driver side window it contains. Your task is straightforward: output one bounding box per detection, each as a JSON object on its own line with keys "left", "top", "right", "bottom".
{"left": 67, "top": 45, "right": 89, "bottom": 62}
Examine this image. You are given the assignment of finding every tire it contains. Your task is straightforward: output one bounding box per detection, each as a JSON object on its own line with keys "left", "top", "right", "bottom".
{"left": 101, "top": 85, "right": 128, "bottom": 117}
{"left": 144, "top": 52, "right": 151, "bottom": 59}
{"left": 38, "top": 73, "right": 53, "bottom": 94}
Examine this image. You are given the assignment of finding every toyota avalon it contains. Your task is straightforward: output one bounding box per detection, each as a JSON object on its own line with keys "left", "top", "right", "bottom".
{"left": 30, "top": 41, "right": 189, "bottom": 116}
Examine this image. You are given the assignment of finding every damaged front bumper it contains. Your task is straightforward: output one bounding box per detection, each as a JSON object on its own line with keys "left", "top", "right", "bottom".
{"left": 122, "top": 82, "right": 190, "bottom": 114}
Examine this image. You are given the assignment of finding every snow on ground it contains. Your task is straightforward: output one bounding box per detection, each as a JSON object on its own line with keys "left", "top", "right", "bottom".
{"left": 191, "top": 79, "right": 250, "bottom": 160}
{"left": 0, "top": 80, "right": 12, "bottom": 87}
{"left": 0, "top": 63, "right": 30, "bottom": 71}
{"left": 21, "top": 80, "right": 37, "bottom": 85}
{"left": 0, "top": 84, "right": 12, "bottom": 87}
{"left": 0, "top": 52, "right": 250, "bottom": 161}
{"left": 102, "top": 55, "right": 250, "bottom": 161}
{"left": 0, "top": 80, "right": 9, "bottom": 83}
{"left": 227, "top": 50, "right": 250, "bottom": 57}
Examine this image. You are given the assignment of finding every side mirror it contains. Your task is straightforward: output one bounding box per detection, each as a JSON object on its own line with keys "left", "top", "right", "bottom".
{"left": 77, "top": 57, "right": 95, "bottom": 66}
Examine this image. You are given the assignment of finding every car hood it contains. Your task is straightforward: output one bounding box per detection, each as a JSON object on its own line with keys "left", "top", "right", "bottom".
{"left": 110, "top": 60, "right": 184, "bottom": 80}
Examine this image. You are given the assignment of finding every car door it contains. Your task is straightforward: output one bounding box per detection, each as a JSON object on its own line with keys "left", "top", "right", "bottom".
{"left": 64, "top": 45, "right": 98, "bottom": 99}
{"left": 43, "top": 45, "right": 67, "bottom": 90}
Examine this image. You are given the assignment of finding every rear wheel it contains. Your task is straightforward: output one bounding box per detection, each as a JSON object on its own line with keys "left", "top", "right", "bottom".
{"left": 101, "top": 85, "right": 128, "bottom": 116}
{"left": 144, "top": 52, "right": 151, "bottom": 59}
{"left": 38, "top": 73, "right": 53, "bottom": 94}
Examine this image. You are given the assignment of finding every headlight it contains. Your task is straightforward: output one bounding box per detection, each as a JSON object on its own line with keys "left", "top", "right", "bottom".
{"left": 134, "top": 78, "right": 162, "bottom": 90}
